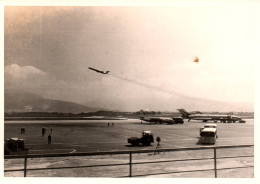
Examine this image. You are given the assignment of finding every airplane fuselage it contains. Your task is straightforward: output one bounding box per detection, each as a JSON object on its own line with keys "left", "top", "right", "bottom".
{"left": 177, "top": 109, "right": 243, "bottom": 123}
{"left": 189, "top": 114, "right": 241, "bottom": 122}
{"left": 141, "top": 117, "right": 184, "bottom": 124}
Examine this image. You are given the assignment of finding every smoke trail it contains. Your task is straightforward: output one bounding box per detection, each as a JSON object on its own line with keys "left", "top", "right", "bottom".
{"left": 108, "top": 73, "right": 183, "bottom": 96}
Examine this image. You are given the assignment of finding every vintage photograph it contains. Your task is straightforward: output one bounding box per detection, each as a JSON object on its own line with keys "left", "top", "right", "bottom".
{"left": 3, "top": 3, "right": 255, "bottom": 178}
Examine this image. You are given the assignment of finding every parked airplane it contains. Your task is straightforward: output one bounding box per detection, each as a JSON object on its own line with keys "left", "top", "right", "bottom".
{"left": 140, "top": 110, "right": 184, "bottom": 124}
{"left": 177, "top": 109, "right": 244, "bottom": 123}
{"left": 140, "top": 116, "right": 184, "bottom": 124}
{"left": 88, "top": 67, "right": 110, "bottom": 74}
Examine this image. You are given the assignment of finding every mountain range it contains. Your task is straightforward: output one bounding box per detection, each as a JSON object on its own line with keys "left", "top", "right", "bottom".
{"left": 4, "top": 91, "right": 253, "bottom": 113}
{"left": 86, "top": 93, "right": 254, "bottom": 112}
{"left": 4, "top": 91, "right": 103, "bottom": 113}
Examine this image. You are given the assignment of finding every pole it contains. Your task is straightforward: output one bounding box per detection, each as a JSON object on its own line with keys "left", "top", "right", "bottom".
{"left": 129, "top": 152, "right": 132, "bottom": 177}
{"left": 214, "top": 147, "right": 217, "bottom": 178}
{"left": 24, "top": 155, "right": 27, "bottom": 177}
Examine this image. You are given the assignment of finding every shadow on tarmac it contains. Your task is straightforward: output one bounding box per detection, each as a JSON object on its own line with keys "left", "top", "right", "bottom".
{"left": 124, "top": 144, "right": 153, "bottom": 147}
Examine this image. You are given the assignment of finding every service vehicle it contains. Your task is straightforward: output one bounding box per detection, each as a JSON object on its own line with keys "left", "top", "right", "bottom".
{"left": 4, "top": 137, "right": 29, "bottom": 155}
{"left": 128, "top": 131, "right": 154, "bottom": 146}
{"left": 199, "top": 128, "right": 218, "bottom": 144}
{"left": 200, "top": 123, "right": 217, "bottom": 135}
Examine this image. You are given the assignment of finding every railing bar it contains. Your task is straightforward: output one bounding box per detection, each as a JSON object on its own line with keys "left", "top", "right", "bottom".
{"left": 214, "top": 147, "right": 217, "bottom": 178}
{"left": 5, "top": 157, "right": 216, "bottom": 173}
{"left": 126, "top": 166, "right": 254, "bottom": 177}
{"left": 24, "top": 156, "right": 27, "bottom": 177}
{"left": 4, "top": 144, "right": 254, "bottom": 159}
{"left": 4, "top": 145, "right": 254, "bottom": 177}
{"left": 5, "top": 163, "right": 129, "bottom": 172}
{"left": 5, "top": 161, "right": 254, "bottom": 174}
{"left": 216, "top": 166, "right": 254, "bottom": 170}
{"left": 217, "top": 155, "right": 254, "bottom": 159}
{"left": 4, "top": 169, "right": 25, "bottom": 172}
{"left": 5, "top": 155, "right": 253, "bottom": 171}
{"left": 5, "top": 166, "right": 254, "bottom": 176}
{"left": 132, "top": 168, "right": 216, "bottom": 177}
{"left": 216, "top": 146, "right": 254, "bottom": 150}
{"left": 5, "top": 155, "right": 254, "bottom": 172}
{"left": 133, "top": 157, "right": 214, "bottom": 165}
{"left": 129, "top": 152, "right": 132, "bottom": 177}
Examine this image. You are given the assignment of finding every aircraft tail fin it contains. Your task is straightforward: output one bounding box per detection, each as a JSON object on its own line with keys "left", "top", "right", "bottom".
{"left": 177, "top": 109, "right": 190, "bottom": 118}
{"left": 139, "top": 110, "right": 145, "bottom": 119}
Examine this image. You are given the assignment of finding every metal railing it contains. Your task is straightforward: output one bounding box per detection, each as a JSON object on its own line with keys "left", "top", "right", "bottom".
{"left": 4, "top": 144, "right": 254, "bottom": 177}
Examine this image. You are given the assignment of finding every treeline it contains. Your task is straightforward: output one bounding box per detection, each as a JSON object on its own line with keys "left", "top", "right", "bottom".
{"left": 5, "top": 111, "right": 126, "bottom": 117}
{"left": 4, "top": 110, "right": 254, "bottom": 118}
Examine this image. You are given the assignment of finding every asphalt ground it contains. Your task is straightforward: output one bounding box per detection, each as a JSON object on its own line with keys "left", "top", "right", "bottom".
{"left": 4, "top": 119, "right": 254, "bottom": 153}
{"left": 4, "top": 119, "right": 254, "bottom": 177}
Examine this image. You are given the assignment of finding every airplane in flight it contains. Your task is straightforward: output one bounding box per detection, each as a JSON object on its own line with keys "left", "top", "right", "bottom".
{"left": 88, "top": 67, "right": 110, "bottom": 74}
{"left": 177, "top": 109, "right": 245, "bottom": 123}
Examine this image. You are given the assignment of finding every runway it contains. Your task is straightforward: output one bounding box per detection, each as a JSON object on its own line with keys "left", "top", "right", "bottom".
{"left": 4, "top": 118, "right": 254, "bottom": 177}
{"left": 4, "top": 118, "right": 254, "bottom": 154}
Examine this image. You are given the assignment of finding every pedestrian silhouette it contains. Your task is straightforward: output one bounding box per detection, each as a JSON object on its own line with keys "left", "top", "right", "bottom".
{"left": 42, "top": 128, "right": 46, "bottom": 136}
{"left": 48, "top": 134, "right": 52, "bottom": 144}
{"left": 154, "top": 137, "right": 165, "bottom": 154}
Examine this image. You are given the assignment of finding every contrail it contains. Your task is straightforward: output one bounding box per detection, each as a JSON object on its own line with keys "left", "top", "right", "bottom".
{"left": 109, "top": 73, "right": 183, "bottom": 96}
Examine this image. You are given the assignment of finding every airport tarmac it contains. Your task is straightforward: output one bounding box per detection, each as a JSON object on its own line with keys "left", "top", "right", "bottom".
{"left": 4, "top": 119, "right": 254, "bottom": 177}
{"left": 4, "top": 119, "right": 254, "bottom": 153}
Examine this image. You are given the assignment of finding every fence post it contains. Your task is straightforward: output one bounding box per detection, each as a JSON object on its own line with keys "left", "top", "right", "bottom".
{"left": 129, "top": 152, "right": 132, "bottom": 177}
{"left": 214, "top": 147, "right": 217, "bottom": 178}
{"left": 24, "top": 155, "right": 27, "bottom": 177}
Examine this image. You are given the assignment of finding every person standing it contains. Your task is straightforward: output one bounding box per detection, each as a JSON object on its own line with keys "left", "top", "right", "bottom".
{"left": 42, "top": 128, "right": 45, "bottom": 136}
{"left": 48, "top": 134, "right": 52, "bottom": 144}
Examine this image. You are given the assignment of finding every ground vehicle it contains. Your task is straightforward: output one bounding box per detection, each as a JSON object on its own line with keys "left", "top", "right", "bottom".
{"left": 172, "top": 117, "right": 184, "bottom": 124}
{"left": 128, "top": 131, "right": 154, "bottom": 146}
{"left": 199, "top": 128, "right": 217, "bottom": 144}
{"left": 4, "top": 138, "right": 29, "bottom": 155}
{"left": 200, "top": 123, "right": 217, "bottom": 135}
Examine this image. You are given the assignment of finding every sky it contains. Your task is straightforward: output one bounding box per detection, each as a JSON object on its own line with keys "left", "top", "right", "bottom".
{"left": 4, "top": 4, "right": 256, "bottom": 111}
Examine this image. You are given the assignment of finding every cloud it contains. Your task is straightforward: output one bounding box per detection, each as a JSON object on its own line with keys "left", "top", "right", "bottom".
{"left": 5, "top": 64, "right": 48, "bottom": 94}
{"left": 5, "top": 64, "right": 64, "bottom": 96}
{"left": 4, "top": 64, "right": 112, "bottom": 104}
{"left": 5, "top": 64, "right": 47, "bottom": 79}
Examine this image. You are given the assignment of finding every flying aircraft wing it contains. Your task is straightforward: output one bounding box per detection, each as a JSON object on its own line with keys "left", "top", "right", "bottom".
{"left": 88, "top": 67, "right": 100, "bottom": 72}
{"left": 88, "top": 67, "right": 110, "bottom": 74}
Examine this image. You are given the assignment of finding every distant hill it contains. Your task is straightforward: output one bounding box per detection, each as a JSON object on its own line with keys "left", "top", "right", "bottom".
{"left": 85, "top": 93, "right": 254, "bottom": 112}
{"left": 4, "top": 90, "right": 253, "bottom": 113}
{"left": 4, "top": 91, "right": 102, "bottom": 113}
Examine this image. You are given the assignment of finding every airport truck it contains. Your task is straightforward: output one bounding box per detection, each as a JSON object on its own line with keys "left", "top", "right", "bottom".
{"left": 199, "top": 128, "right": 217, "bottom": 144}
{"left": 200, "top": 123, "right": 217, "bottom": 136}
{"left": 128, "top": 131, "right": 154, "bottom": 146}
{"left": 4, "top": 137, "right": 29, "bottom": 155}
{"left": 199, "top": 123, "right": 218, "bottom": 142}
